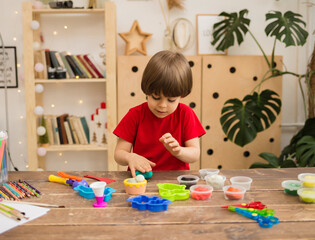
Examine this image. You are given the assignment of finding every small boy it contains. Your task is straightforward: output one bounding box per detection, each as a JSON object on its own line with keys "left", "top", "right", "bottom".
{"left": 114, "top": 50, "right": 205, "bottom": 177}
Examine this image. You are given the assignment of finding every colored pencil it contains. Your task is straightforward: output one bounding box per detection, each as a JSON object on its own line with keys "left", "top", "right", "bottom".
{"left": 0, "top": 203, "right": 27, "bottom": 219}
{"left": 1, "top": 200, "right": 65, "bottom": 208}
{"left": 0, "top": 207, "right": 21, "bottom": 221}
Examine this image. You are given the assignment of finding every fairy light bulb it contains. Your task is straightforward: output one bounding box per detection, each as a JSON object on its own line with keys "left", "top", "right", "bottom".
{"left": 37, "top": 126, "right": 46, "bottom": 136}
{"left": 37, "top": 147, "right": 47, "bottom": 156}
{"left": 35, "top": 84, "right": 44, "bottom": 93}
{"left": 30, "top": 20, "right": 40, "bottom": 30}
{"left": 79, "top": 99, "right": 83, "bottom": 104}
{"left": 34, "top": 63, "right": 44, "bottom": 72}
{"left": 34, "top": 106, "right": 44, "bottom": 115}
{"left": 51, "top": 104, "right": 55, "bottom": 108}
{"left": 33, "top": 41, "right": 41, "bottom": 50}
{"left": 20, "top": 115, "right": 24, "bottom": 119}
{"left": 59, "top": 152, "right": 63, "bottom": 157}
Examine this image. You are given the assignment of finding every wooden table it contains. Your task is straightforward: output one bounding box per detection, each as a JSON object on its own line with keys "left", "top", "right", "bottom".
{"left": 2, "top": 168, "right": 315, "bottom": 239}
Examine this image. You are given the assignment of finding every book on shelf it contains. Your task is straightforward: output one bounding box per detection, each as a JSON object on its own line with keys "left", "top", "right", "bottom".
{"left": 64, "top": 121, "right": 74, "bottom": 144}
{"left": 83, "top": 54, "right": 105, "bottom": 78}
{"left": 77, "top": 55, "right": 98, "bottom": 78}
{"left": 56, "top": 114, "right": 69, "bottom": 144}
{"left": 80, "top": 116, "right": 90, "bottom": 144}
{"left": 44, "top": 115, "right": 54, "bottom": 145}
{"left": 51, "top": 116, "right": 60, "bottom": 145}
{"left": 73, "top": 55, "right": 91, "bottom": 78}
{"left": 65, "top": 55, "right": 83, "bottom": 78}
{"left": 49, "top": 51, "right": 60, "bottom": 69}
{"left": 60, "top": 51, "right": 75, "bottom": 79}
{"left": 68, "top": 117, "right": 79, "bottom": 144}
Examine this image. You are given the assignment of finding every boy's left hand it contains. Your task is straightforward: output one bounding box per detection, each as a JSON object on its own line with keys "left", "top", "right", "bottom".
{"left": 159, "top": 133, "right": 181, "bottom": 156}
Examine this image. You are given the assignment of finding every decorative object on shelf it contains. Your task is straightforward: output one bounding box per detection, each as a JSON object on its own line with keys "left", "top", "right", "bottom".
{"left": 37, "top": 147, "right": 47, "bottom": 156}
{"left": 35, "top": 84, "right": 44, "bottom": 93}
{"left": 34, "top": 106, "right": 44, "bottom": 115}
{"left": 30, "top": 20, "right": 40, "bottom": 30}
{"left": 196, "top": 14, "right": 227, "bottom": 55}
{"left": 170, "top": 18, "right": 194, "bottom": 51}
{"left": 88, "top": 0, "right": 96, "bottom": 9}
{"left": 90, "top": 102, "right": 107, "bottom": 145}
{"left": 158, "top": 0, "right": 184, "bottom": 50}
{"left": 99, "top": 43, "right": 106, "bottom": 66}
{"left": 119, "top": 20, "right": 152, "bottom": 56}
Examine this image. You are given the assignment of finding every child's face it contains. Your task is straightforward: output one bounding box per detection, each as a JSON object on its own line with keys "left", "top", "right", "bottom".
{"left": 147, "top": 93, "right": 181, "bottom": 118}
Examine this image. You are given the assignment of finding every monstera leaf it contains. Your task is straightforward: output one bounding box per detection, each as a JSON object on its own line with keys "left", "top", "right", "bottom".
{"left": 296, "top": 136, "right": 315, "bottom": 167}
{"left": 220, "top": 90, "right": 281, "bottom": 147}
{"left": 250, "top": 152, "right": 297, "bottom": 168}
{"left": 265, "top": 11, "right": 308, "bottom": 47}
{"left": 211, "top": 9, "right": 250, "bottom": 52}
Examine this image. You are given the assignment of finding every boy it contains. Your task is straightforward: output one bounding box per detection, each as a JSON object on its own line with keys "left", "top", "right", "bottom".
{"left": 114, "top": 50, "right": 205, "bottom": 177}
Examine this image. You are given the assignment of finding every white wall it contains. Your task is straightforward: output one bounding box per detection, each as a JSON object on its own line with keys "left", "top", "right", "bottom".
{"left": 0, "top": 0, "right": 314, "bottom": 171}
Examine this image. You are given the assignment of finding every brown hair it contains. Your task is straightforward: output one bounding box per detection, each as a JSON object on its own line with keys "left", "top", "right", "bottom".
{"left": 141, "top": 50, "right": 192, "bottom": 98}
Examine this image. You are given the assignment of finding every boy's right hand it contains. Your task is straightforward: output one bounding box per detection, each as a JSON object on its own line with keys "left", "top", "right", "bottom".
{"left": 128, "top": 153, "right": 156, "bottom": 178}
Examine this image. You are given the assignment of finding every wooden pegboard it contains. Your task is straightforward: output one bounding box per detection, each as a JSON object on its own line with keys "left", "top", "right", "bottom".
{"left": 201, "top": 56, "right": 282, "bottom": 169}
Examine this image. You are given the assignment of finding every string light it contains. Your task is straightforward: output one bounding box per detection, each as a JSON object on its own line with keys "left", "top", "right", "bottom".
{"left": 64, "top": 160, "right": 68, "bottom": 164}
{"left": 51, "top": 104, "right": 55, "bottom": 108}
{"left": 79, "top": 99, "right": 83, "bottom": 104}
{"left": 20, "top": 115, "right": 24, "bottom": 119}
{"left": 14, "top": 11, "right": 18, "bottom": 14}
{"left": 59, "top": 152, "right": 63, "bottom": 156}
{"left": 18, "top": 141, "right": 22, "bottom": 145}
{"left": 17, "top": 89, "right": 21, "bottom": 93}
{"left": 64, "top": 26, "right": 68, "bottom": 29}
{"left": 13, "top": 37, "right": 17, "bottom": 41}
{"left": 53, "top": 31, "right": 58, "bottom": 35}
{"left": 17, "top": 63, "right": 21, "bottom": 68}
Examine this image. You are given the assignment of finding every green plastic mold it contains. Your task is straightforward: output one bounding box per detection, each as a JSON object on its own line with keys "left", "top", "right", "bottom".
{"left": 157, "top": 183, "right": 190, "bottom": 201}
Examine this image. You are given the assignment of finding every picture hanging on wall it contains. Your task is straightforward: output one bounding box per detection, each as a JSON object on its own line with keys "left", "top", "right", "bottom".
{"left": 196, "top": 14, "right": 227, "bottom": 56}
{"left": 0, "top": 46, "right": 18, "bottom": 88}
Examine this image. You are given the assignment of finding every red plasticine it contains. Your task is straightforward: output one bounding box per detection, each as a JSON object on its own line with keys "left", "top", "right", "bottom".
{"left": 192, "top": 186, "right": 212, "bottom": 200}
{"left": 84, "top": 175, "right": 115, "bottom": 184}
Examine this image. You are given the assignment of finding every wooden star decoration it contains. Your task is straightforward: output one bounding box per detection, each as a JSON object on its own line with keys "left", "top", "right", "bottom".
{"left": 119, "top": 20, "right": 152, "bottom": 56}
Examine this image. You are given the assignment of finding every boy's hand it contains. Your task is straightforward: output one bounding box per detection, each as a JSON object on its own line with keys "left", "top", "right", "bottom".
{"left": 128, "top": 153, "right": 156, "bottom": 178}
{"left": 159, "top": 133, "right": 182, "bottom": 156}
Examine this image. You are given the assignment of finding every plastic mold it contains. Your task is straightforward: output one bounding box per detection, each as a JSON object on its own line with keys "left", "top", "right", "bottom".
{"left": 157, "top": 183, "right": 190, "bottom": 201}
{"left": 127, "top": 195, "right": 172, "bottom": 211}
{"left": 124, "top": 178, "right": 147, "bottom": 195}
{"left": 73, "top": 185, "right": 116, "bottom": 201}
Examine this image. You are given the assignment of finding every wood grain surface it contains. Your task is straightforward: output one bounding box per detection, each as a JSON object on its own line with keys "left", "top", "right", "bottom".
{"left": 2, "top": 168, "right": 315, "bottom": 240}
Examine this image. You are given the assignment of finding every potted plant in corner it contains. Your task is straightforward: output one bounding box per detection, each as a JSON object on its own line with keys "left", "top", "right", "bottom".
{"left": 211, "top": 9, "right": 315, "bottom": 168}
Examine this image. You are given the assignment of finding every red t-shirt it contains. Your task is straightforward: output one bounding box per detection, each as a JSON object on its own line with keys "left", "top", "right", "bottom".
{"left": 113, "top": 102, "right": 206, "bottom": 171}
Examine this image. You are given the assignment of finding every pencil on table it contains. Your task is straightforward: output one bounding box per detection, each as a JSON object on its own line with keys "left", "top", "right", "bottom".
{"left": 0, "top": 206, "right": 21, "bottom": 221}
{"left": 0, "top": 203, "right": 27, "bottom": 219}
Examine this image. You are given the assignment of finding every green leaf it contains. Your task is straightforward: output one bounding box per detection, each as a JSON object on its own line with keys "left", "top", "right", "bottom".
{"left": 249, "top": 162, "right": 274, "bottom": 168}
{"left": 280, "top": 160, "right": 297, "bottom": 168}
{"left": 220, "top": 90, "right": 281, "bottom": 147}
{"left": 296, "top": 136, "right": 315, "bottom": 167}
{"left": 258, "top": 152, "right": 279, "bottom": 167}
{"left": 265, "top": 11, "right": 308, "bottom": 47}
{"left": 211, "top": 9, "right": 250, "bottom": 52}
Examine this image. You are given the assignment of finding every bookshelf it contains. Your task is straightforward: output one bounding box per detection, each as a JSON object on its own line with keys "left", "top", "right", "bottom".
{"left": 22, "top": 2, "right": 117, "bottom": 171}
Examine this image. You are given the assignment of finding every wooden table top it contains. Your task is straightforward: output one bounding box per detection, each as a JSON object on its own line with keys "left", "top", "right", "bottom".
{"left": 2, "top": 168, "right": 315, "bottom": 240}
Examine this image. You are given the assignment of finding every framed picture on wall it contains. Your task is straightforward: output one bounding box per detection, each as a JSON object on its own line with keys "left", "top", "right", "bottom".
{"left": 196, "top": 14, "right": 227, "bottom": 56}
{"left": 0, "top": 46, "right": 18, "bottom": 88}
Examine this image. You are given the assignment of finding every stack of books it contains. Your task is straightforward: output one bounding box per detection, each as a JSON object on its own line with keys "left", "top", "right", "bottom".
{"left": 34, "top": 50, "right": 106, "bottom": 79}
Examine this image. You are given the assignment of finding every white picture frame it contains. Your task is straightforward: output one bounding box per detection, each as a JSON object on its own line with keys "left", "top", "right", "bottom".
{"left": 0, "top": 46, "right": 18, "bottom": 88}
{"left": 196, "top": 14, "right": 227, "bottom": 56}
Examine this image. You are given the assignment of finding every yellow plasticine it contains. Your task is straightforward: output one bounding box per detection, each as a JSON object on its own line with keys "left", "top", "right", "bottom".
{"left": 303, "top": 182, "right": 315, "bottom": 187}
{"left": 305, "top": 176, "right": 315, "bottom": 179}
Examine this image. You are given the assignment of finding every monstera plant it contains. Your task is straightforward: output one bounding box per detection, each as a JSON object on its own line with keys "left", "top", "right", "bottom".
{"left": 211, "top": 9, "right": 315, "bottom": 167}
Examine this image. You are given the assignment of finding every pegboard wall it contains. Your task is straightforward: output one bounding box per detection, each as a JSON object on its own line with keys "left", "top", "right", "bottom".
{"left": 201, "top": 56, "right": 282, "bottom": 169}
{"left": 117, "top": 55, "right": 282, "bottom": 170}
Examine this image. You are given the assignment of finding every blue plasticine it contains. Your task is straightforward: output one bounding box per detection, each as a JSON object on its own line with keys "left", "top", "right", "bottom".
{"left": 73, "top": 185, "right": 116, "bottom": 201}
{"left": 135, "top": 170, "right": 153, "bottom": 179}
{"left": 127, "top": 195, "right": 172, "bottom": 211}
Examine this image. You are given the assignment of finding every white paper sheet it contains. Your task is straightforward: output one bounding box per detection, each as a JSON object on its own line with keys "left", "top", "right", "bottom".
{"left": 0, "top": 202, "right": 50, "bottom": 234}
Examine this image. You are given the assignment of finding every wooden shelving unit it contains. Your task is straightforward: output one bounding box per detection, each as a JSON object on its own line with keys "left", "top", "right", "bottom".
{"left": 22, "top": 2, "right": 118, "bottom": 171}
